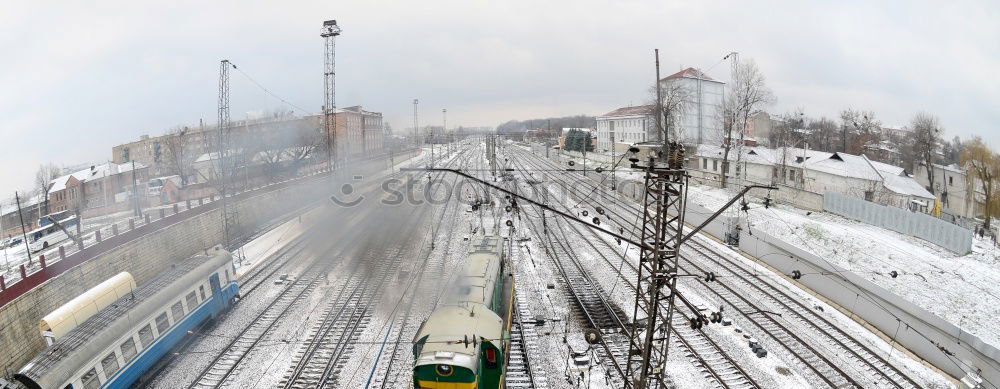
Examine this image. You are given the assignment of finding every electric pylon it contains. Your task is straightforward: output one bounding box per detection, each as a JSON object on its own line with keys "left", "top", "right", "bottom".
{"left": 217, "top": 59, "right": 241, "bottom": 257}
{"left": 625, "top": 141, "right": 688, "bottom": 389}
{"left": 321, "top": 20, "right": 342, "bottom": 170}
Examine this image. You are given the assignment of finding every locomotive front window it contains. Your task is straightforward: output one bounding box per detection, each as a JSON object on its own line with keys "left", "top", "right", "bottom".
{"left": 81, "top": 367, "right": 101, "bottom": 389}
{"left": 138, "top": 324, "right": 155, "bottom": 347}
{"left": 101, "top": 351, "right": 120, "bottom": 378}
{"left": 120, "top": 337, "right": 138, "bottom": 362}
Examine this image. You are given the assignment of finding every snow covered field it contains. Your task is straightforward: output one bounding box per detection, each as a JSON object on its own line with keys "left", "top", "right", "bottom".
{"left": 685, "top": 184, "right": 1000, "bottom": 352}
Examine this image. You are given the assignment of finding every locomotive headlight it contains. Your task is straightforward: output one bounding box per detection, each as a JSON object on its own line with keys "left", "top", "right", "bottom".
{"left": 436, "top": 364, "right": 453, "bottom": 376}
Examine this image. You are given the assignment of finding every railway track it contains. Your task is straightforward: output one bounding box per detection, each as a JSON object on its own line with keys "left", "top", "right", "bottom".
{"left": 507, "top": 295, "right": 545, "bottom": 388}
{"left": 682, "top": 240, "right": 920, "bottom": 388}
{"left": 500, "top": 156, "right": 632, "bottom": 387}
{"left": 280, "top": 246, "right": 401, "bottom": 388}
{"left": 514, "top": 145, "right": 924, "bottom": 388}
{"left": 508, "top": 149, "right": 769, "bottom": 388}
{"left": 374, "top": 147, "right": 476, "bottom": 389}
{"left": 281, "top": 143, "right": 479, "bottom": 389}
{"left": 186, "top": 248, "right": 347, "bottom": 389}
{"left": 516, "top": 153, "right": 765, "bottom": 388}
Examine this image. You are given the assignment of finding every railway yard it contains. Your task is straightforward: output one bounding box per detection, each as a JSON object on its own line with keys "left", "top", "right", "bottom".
{"left": 127, "top": 139, "right": 958, "bottom": 388}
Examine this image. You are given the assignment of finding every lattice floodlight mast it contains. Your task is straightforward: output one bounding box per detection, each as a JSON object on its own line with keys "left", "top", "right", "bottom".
{"left": 322, "top": 20, "right": 341, "bottom": 170}
{"left": 625, "top": 141, "right": 689, "bottom": 389}
{"left": 217, "top": 59, "right": 241, "bottom": 253}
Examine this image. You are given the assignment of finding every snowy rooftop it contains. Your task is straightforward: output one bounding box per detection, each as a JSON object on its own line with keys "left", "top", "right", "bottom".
{"left": 660, "top": 67, "right": 722, "bottom": 83}
{"left": 693, "top": 144, "right": 933, "bottom": 198}
{"left": 48, "top": 162, "right": 147, "bottom": 194}
{"left": 0, "top": 193, "right": 45, "bottom": 216}
{"left": 599, "top": 104, "right": 655, "bottom": 118}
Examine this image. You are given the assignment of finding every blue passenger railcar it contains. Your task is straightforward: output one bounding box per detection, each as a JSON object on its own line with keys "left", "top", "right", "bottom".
{"left": 14, "top": 245, "right": 239, "bottom": 389}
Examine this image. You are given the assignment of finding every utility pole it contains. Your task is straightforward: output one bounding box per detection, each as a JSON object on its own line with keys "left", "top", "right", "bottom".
{"left": 431, "top": 115, "right": 436, "bottom": 168}
{"left": 443, "top": 108, "right": 447, "bottom": 156}
{"left": 131, "top": 161, "right": 141, "bottom": 217}
{"left": 413, "top": 99, "right": 419, "bottom": 146}
{"left": 655, "top": 49, "right": 664, "bottom": 153}
{"left": 387, "top": 124, "right": 395, "bottom": 172}
{"left": 322, "top": 20, "right": 342, "bottom": 171}
{"left": 15, "top": 192, "right": 31, "bottom": 264}
{"left": 611, "top": 127, "right": 617, "bottom": 190}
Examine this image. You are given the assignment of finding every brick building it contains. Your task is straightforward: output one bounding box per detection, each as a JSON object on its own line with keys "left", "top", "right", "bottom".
{"left": 330, "top": 106, "right": 384, "bottom": 160}
{"left": 47, "top": 163, "right": 149, "bottom": 215}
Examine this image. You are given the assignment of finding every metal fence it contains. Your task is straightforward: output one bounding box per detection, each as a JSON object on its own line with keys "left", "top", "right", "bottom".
{"left": 823, "top": 191, "right": 973, "bottom": 254}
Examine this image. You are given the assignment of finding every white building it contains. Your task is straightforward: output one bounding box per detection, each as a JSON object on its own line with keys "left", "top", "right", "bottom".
{"left": 914, "top": 162, "right": 983, "bottom": 220}
{"left": 691, "top": 144, "right": 935, "bottom": 212}
{"left": 595, "top": 105, "right": 655, "bottom": 152}
{"left": 659, "top": 68, "right": 725, "bottom": 145}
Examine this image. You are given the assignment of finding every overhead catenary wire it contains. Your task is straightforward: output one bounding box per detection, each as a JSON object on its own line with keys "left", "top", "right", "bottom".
{"left": 228, "top": 61, "right": 312, "bottom": 115}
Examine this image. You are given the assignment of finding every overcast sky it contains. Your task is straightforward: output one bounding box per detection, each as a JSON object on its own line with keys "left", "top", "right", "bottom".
{"left": 1, "top": 0, "right": 997, "bottom": 192}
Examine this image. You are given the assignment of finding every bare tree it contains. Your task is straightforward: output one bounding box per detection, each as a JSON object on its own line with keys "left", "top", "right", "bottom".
{"left": 648, "top": 82, "right": 690, "bottom": 145}
{"left": 288, "top": 126, "right": 325, "bottom": 172}
{"left": 35, "top": 163, "right": 61, "bottom": 214}
{"left": 961, "top": 137, "right": 999, "bottom": 229}
{"left": 911, "top": 112, "right": 942, "bottom": 194}
{"left": 839, "top": 109, "right": 881, "bottom": 155}
{"left": 772, "top": 109, "right": 806, "bottom": 186}
{"left": 941, "top": 135, "right": 964, "bottom": 165}
{"left": 807, "top": 116, "right": 837, "bottom": 152}
{"left": 163, "top": 126, "right": 200, "bottom": 185}
{"left": 719, "top": 59, "right": 775, "bottom": 188}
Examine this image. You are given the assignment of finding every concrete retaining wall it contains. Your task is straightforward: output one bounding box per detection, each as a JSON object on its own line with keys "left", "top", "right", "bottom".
{"left": 673, "top": 194, "right": 997, "bottom": 384}
{"left": 740, "top": 226, "right": 1000, "bottom": 385}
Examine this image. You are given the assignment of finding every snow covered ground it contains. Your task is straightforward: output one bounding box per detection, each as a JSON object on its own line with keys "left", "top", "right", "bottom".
{"left": 685, "top": 183, "right": 1000, "bottom": 352}
{"left": 519, "top": 144, "right": 954, "bottom": 387}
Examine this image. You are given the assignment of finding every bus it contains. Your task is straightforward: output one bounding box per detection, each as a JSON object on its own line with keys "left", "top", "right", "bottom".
{"left": 28, "top": 211, "right": 79, "bottom": 253}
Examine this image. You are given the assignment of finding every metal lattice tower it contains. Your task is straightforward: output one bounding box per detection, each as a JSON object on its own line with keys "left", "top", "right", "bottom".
{"left": 625, "top": 142, "right": 689, "bottom": 389}
{"left": 217, "top": 59, "right": 241, "bottom": 254}
{"left": 322, "top": 20, "right": 342, "bottom": 169}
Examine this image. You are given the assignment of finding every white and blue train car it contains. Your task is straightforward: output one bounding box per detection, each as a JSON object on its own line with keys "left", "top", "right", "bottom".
{"left": 14, "top": 245, "right": 239, "bottom": 389}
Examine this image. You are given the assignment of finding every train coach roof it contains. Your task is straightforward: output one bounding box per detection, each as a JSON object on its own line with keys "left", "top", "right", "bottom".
{"left": 414, "top": 305, "right": 503, "bottom": 369}
{"left": 18, "top": 247, "right": 230, "bottom": 382}
{"left": 469, "top": 236, "right": 502, "bottom": 255}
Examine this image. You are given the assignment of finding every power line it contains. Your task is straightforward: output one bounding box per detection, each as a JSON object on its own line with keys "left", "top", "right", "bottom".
{"left": 229, "top": 62, "right": 311, "bottom": 115}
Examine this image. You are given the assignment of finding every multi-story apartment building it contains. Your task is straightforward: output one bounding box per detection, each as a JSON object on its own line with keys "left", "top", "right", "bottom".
{"left": 595, "top": 105, "right": 655, "bottom": 152}
{"left": 658, "top": 67, "right": 725, "bottom": 145}
{"left": 331, "top": 106, "right": 384, "bottom": 159}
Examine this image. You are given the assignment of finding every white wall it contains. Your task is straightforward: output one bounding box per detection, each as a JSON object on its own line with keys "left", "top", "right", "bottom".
{"left": 660, "top": 77, "right": 725, "bottom": 144}
{"left": 596, "top": 115, "right": 652, "bottom": 151}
